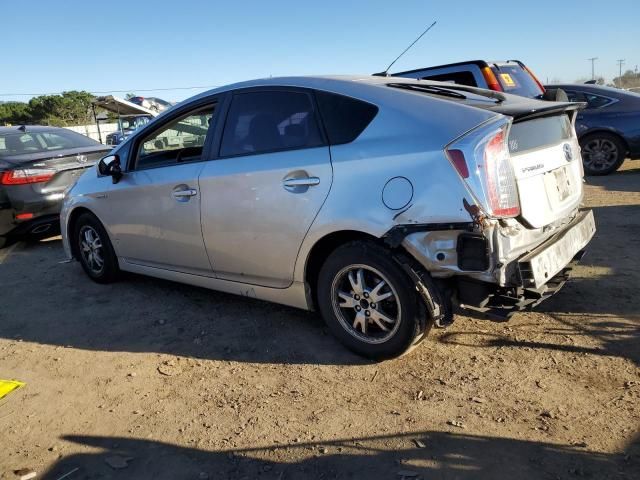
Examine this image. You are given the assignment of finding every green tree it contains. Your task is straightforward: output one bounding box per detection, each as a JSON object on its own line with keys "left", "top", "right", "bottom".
{"left": 0, "top": 91, "right": 96, "bottom": 126}
{"left": 29, "top": 91, "right": 95, "bottom": 126}
{"left": 0, "top": 101, "right": 30, "bottom": 125}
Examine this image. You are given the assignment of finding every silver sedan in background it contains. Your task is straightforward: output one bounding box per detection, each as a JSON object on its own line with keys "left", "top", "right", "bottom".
{"left": 61, "top": 76, "right": 595, "bottom": 359}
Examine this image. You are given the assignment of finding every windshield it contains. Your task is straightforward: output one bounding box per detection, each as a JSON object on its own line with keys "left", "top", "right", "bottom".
{"left": 0, "top": 129, "right": 99, "bottom": 157}
{"left": 491, "top": 64, "right": 544, "bottom": 98}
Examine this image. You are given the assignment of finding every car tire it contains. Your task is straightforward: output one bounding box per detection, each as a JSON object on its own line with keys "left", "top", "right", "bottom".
{"left": 317, "top": 241, "right": 427, "bottom": 360}
{"left": 580, "top": 133, "right": 626, "bottom": 176}
{"left": 73, "top": 213, "right": 119, "bottom": 284}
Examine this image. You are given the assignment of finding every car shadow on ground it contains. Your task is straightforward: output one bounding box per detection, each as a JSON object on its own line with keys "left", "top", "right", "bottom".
{"left": 0, "top": 238, "right": 368, "bottom": 366}
{"left": 41, "top": 430, "right": 640, "bottom": 480}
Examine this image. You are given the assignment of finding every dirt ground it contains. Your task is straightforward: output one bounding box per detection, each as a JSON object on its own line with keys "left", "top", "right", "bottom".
{"left": 1, "top": 160, "right": 639, "bottom": 480}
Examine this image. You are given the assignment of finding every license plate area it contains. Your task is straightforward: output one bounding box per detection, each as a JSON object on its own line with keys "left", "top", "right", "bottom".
{"left": 553, "top": 166, "right": 572, "bottom": 202}
{"left": 518, "top": 209, "right": 596, "bottom": 288}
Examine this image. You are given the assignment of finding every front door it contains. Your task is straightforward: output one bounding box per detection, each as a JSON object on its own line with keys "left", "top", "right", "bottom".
{"left": 199, "top": 89, "right": 332, "bottom": 288}
{"left": 94, "top": 104, "right": 217, "bottom": 276}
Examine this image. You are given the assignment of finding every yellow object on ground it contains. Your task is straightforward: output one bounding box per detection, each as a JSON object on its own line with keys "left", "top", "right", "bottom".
{"left": 0, "top": 379, "right": 25, "bottom": 399}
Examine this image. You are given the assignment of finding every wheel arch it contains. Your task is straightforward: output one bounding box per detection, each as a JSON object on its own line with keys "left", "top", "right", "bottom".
{"left": 303, "top": 229, "right": 418, "bottom": 311}
{"left": 303, "top": 230, "right": 379, "bottom": 310}
{"left": 67, "top": 206, "right": 99, "bottom": 259}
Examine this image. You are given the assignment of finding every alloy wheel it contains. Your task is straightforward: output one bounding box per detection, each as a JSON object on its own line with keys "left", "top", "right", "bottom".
{"left": 79, "top": 225, "right": 104, "bottom": 275}
{"left": 582, "top": 138, "right": 619, "bottom": 172}
{"left": 330, "top": 264, "right": 402, "bottom": 344}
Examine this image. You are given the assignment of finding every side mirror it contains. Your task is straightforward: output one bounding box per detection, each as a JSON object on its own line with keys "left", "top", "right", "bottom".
{"left": 98, "top": 154, "right": 123, "bottom": 184}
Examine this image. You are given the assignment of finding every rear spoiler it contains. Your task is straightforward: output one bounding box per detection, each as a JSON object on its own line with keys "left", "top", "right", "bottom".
{"left": 490, "top": 101, "right": 585, "bottom": 123}
{"left": 421, "top": 82, "right": 585, "bottom": 121}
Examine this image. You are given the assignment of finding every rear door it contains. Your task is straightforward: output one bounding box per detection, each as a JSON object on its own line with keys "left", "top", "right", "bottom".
{"left": 199, "top": 88, "right": 332, "bottom": 288}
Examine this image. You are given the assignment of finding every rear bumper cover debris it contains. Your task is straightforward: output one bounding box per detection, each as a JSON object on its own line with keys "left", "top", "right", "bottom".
{"left": 396, "top": 208, "right": 595, "bottom": 320}
{"left": 518, "top": 209, "right": 595, "bottom": 289}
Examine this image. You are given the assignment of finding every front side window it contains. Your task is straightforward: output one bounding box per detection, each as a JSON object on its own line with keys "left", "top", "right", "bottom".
{"left": 135, "top": 105, "right": 214, "bottom": 170}
{"left": 220, "top": 91, "right": 323, "bottom": 157}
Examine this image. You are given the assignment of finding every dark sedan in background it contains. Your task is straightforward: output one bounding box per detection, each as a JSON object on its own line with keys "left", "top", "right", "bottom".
{"left": 547, "top": 84, "right": 640, "bottom": 175}
{"left": 0, "top": 126, "right": 111, "bottom": 248}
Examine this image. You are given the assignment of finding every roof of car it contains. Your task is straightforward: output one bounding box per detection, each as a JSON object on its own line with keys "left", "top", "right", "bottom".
{"left": 168, "top": 74, "right": 574, "bottom": 126}
{"left": 180, "top": 74, "right": 510, "bottom": 107}
{"left": 0, "top": 125, "right": 65, "bottom": 134}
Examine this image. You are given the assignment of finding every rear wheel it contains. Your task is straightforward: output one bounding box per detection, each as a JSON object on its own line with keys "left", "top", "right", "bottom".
{"left": 581, "top": 133, "right": 626, "bottom": 175}
{"left": 73, "top": 213, "right": 119, "bottom": 283}
{"left": 317, "top": 241, "right": 427, "bottom": 360}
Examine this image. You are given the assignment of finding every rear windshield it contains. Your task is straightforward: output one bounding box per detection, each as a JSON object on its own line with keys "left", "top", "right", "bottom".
{"left": 508, "top": 115, "right": 572, "bottom": 154}
{"left": 491, "top": 64, "right": 543, "bottom": 98}
{"left": 0, "top": 129, "right": 99, "bottom": 156}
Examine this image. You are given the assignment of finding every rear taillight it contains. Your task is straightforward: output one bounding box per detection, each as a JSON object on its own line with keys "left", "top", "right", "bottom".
{"left": 481, "top": 67, "right": 504, "bottom": 92}
{"left": 0, "top": 168, "right": 56, "bottom": 185}
{"left": 445, "top": 120, "right": 520, "bottom": 218}
{"left": 482, "top": 130, "right": 520, "bottom": 217}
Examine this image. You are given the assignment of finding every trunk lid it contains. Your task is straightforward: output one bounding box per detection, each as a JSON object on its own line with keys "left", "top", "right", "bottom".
{"left": 507, "top": 112, "right": 584, "bottom": 228}
{"left": 455, "top": 93, "right": 586, "bottom": 228}
{"left": 1, "top": 147, "right": 109, "bottom": 197}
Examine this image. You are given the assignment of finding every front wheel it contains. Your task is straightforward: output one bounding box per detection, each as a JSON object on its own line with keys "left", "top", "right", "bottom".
{"left": 317, "top": 242, "right": 428, "bottom": 360}
{"left": 73, "top": 213, "right": 119, "bottom": 283}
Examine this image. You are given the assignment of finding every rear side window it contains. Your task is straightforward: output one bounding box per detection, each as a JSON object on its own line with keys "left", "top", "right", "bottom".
{"left": 315, "top": 91, "right": 378, "bottom": 145}
{"left": 421, "top": 71, "right": 478, "bottom": 87}
{"left": 565, "top": 90, "right": 613, "bottom": 109}
{"left": 585, "top": 94, "right": 613, "bottom": 109}
{"left": 490, "top": 64, "right": 543, "bottom": 98}
{"left": 220, "top": 91, "right": 323, "bottom": 157}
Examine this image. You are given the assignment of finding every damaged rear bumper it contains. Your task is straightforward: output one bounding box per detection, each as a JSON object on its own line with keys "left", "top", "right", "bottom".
{"left": 398, "top": 209, "right": 596, "bottom": 320}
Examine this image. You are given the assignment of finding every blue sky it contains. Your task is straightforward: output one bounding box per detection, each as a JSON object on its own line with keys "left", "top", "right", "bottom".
{"left": 2, "top": 0, "right": 638, "bottom": 102}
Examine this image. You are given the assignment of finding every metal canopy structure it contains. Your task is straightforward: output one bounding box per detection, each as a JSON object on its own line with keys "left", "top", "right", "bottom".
{"left": 92, "top": 95, "right": 158, "bottom": 117}
{"left": 91, "top": 95, "right": 157, "bottom": 144}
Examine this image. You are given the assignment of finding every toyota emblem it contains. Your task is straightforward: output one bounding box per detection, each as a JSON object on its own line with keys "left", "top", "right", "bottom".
{"left": 563, "top": 143, "right": 573, "bottom": 162}
{"left": 76, "top": 154, "right": 88, "bottom": 164}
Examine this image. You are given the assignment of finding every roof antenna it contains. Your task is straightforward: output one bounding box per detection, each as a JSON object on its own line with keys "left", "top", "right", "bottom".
{"left": 373, "top": 21, "right": 437, "bottom": 77}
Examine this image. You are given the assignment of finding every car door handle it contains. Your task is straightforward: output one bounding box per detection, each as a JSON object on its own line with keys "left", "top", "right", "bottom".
{"left": 282, "top": 177, "right": 320, "bottom": 188}
{"left": 172, "top": 188, "right": 198, "bottom": 198}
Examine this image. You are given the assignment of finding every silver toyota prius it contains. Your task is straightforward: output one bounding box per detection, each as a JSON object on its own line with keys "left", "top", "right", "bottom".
{"left": 61, "top": 76, "right": 595, "bottom": 359}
